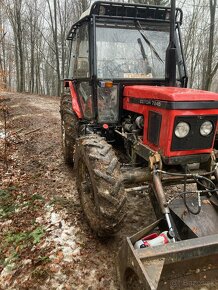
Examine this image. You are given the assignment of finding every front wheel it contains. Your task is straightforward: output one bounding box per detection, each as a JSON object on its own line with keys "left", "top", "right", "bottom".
{"left": 76, "top": 134, "right": 127, "bottom": 237}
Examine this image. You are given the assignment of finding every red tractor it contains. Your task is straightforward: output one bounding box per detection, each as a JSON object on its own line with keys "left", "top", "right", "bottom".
{"left": 61, "top": 1, "right": 218, "bottom": 288}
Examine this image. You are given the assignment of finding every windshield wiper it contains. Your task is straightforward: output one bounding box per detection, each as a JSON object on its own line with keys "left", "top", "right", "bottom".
{"left": 137, "top": 38, "right": 147, "bottom": 61}
{"left": 136, "top": 20, "right": 164, "bottom": 63}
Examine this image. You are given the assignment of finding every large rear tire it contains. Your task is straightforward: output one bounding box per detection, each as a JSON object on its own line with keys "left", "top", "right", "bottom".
{"left": 76, "top": 134, "right": 126, "bottom": 237}
{"left": 60, "top": 94, "right": 78, "bottom": 165}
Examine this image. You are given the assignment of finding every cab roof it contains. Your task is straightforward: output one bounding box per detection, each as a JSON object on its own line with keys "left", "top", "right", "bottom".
{"left": 67, "top": 1, "right": 182, "bottom": 40}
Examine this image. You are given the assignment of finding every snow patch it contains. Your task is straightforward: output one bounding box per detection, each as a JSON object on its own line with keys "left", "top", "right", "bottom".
{"left": 44, "top": 204, "right": 81, "bottom": 262}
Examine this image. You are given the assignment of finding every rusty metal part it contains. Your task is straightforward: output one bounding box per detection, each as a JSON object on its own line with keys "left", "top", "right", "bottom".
{"left": 122, "top": 168, "right": 151, "bottom": 184}
{"left": 199, "top": 151, "right": 216, "bottom": 173}
{"left": 115, "top": 129, "right": 155, "bottom": 163}
{"left": 169, "top": 196, "right": 218, "bottom": 238}
{"left": 149, "top": 152, "right": 162, "bottom": 170}
{"left": 214, "top": 166, "right": 218, "bottom": 183}
{"left": 152, "top": 173, "right": 169, "bottom": 214}
{"left": 122, "top": 166, "right": 216, "bottom": 187}
{"left": 152, "top": 172, "right": 176, "bottom": 240}
{"left": 125, "top": 185, "right": 149, "bottom": 193}
{"left": 133, "top": 142, "right": 155, "bottom": 162}
{"left": 211, "top": 150, "right": 217, "bottom": 162}
{"left": 118, "top": 220, "right": 218, "bottom": 290}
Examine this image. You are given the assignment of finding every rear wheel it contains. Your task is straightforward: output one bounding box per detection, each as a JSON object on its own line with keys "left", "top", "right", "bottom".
{"left": 76, "top": 134, "right": 126, "bottom": 236}
{"left": 60, "top": 94, "right": 78, "bottom": 165}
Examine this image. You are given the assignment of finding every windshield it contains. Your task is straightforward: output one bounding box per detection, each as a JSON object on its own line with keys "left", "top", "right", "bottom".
{"left": 96, "top": 24, "right": 169, "bottom": 79}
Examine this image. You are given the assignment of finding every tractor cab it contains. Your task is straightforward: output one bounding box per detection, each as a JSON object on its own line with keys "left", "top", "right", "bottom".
{"left": 65, "top": 1, "right": 187, "bottom": 125}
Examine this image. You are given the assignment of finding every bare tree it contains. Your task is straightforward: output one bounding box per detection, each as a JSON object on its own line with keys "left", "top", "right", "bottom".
{"left": 202, "top": 0, "right": 218, "bottom": 90}
{"left": 1, "top": 0, "right": 26, "bottom": 92}
{"left": 0, "top": 5, "right": 7, "bottom": 89}
{"left": 181, "top": 0, "right": 208, "bottom": 88}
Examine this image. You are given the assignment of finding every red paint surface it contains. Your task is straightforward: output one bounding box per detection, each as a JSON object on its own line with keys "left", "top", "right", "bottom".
{"left": 124, "top": 85, "right": 218, "bottom": 101}
{"left": 123, "top": 85, "right": 218, "bottom": 158}
{"left": 69, "top": 81, "right": 82, "bottom": 118}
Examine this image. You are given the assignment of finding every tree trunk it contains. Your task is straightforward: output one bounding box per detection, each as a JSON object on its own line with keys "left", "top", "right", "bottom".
{"left": 203, "top": 0, "right": 217, "bottom": 90}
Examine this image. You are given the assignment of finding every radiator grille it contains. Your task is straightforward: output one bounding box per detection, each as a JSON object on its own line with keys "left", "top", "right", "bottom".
{"left": 147, "top": 111, "right": 162, "bottom": 146}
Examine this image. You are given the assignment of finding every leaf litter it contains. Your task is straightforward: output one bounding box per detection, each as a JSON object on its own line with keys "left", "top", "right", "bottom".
{"left": 0, "top": 92, "right": 119, "bottom": 290}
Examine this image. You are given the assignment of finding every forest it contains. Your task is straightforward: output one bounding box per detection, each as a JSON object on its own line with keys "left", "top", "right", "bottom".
{"left": 0, "top": 0, "right": 217, "bottom": 96}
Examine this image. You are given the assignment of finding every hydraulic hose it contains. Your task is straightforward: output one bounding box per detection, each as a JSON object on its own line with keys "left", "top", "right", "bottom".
{"left": 156, "top": 168, "right": 218, "bottom": 215}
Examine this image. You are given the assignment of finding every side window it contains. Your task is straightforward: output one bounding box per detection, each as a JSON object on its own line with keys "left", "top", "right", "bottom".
{"left": 68, "top": 22, "right": 93, "bottom": 119}
{"left": 68, "top": 37, "right": 77, "bottom": 79}
{"left": 74, "top": 24, "right": 90, "bottom": 78}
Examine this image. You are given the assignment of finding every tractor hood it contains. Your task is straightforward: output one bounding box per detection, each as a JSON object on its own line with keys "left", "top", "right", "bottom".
{"left": 123, "top": 85, "right": 218, "bottom": 159}
{"left": 123, "top": 85, "right": 218, "bottom": 105}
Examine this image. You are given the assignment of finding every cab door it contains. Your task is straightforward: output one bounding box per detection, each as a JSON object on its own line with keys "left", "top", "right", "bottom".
{"left": 68, "top": 21, "right": 94, "bottom": 120}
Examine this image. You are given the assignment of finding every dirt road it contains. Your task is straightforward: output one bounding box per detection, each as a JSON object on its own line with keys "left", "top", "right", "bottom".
{"left": 0, "top": 92, "right": 154, "bottom": 290}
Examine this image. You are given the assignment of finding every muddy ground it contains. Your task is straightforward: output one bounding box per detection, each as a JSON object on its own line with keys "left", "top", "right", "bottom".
{"left": 0, "top": 92, "right": 217, "bottom": 290}
{"left": 0, "top": 91, "right": 155, "bottom": 290}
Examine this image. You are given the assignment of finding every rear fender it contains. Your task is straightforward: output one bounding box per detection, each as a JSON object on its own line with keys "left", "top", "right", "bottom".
{"left": 69, "top": 81, "right": 83, "bottom": 119}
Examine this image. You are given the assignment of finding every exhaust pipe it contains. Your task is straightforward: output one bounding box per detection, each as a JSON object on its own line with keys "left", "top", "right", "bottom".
{"left": 165, "top": 0, "right": 177, "bottom": 87}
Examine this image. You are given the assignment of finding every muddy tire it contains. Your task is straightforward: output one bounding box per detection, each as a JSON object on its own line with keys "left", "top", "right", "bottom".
{"left": 60, "top": 94, "right": 78, "bottom": 165}
{"left": 76, "top": 134, "right": 126, "bottom": 237}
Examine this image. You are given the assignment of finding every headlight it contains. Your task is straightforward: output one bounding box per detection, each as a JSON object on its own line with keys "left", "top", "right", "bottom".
{"left": 175, "top": 122, "right": 190, "bottom": 138}
{"left": 200, "top": 121, "right": 213, "bottom": 136}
